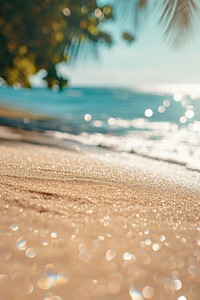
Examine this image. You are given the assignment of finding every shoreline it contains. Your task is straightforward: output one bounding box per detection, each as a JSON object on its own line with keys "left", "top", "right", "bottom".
{"left": 0, "top": 127, "right": 200, "bottom": 299}
{"left": 0, "top": 104, "right": 50, "bottom": 120}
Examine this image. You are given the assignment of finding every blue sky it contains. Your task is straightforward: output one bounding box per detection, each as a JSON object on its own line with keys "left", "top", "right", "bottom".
{"left": 59, "top": 4, "right": 200, "bottom": 90}
{"left": 31, "top": 2, "right": 200, "bottom": 91}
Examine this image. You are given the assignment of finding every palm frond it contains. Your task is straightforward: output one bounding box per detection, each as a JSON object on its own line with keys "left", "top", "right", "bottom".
{"left": 158, "top": 0, "right": 200, "bottom": 46}
{"left": 67, "top": 36, "right": 100, "bottom": 64}
{"left": 116, "top": 0, "right": 200, "bottom": 47}
{"left": 116, "top": 0, "right": 148, "bottom": 29}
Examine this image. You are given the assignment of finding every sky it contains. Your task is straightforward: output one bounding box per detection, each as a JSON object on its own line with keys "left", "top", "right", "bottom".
{"left": 34, "top": 2, "right": 200, "bottom": 91}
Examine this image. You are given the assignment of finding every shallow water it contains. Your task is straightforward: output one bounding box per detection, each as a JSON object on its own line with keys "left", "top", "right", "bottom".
{"left": 0, "top": 86, "right": 200, "bottom": 171}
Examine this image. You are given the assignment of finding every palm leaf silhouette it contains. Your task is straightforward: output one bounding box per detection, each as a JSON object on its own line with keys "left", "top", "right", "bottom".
{"left": 117, "top": 0, "right": 200, "bottom": 46}
{"left": 158, "top": 0, "right": 200, "bottom": 46}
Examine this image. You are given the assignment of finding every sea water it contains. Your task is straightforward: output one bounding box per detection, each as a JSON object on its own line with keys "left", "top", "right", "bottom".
{"left": 0, "top": 86, "right": 200, "bottom": 171}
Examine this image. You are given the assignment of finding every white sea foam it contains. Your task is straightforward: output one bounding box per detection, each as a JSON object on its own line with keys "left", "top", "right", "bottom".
{"left": 1, "top": 86, "right": 200, "bottom": 172}
{"left": 51, "top": 118, "right": 200, "bottom": 172}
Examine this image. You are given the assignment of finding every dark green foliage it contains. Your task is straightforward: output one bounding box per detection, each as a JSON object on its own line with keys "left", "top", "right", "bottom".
{"left": 0, "top": 0, "right": 113, "bottom": 88}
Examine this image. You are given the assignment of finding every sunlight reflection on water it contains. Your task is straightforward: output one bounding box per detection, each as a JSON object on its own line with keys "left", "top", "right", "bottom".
{"left": 1, "top": 86, "right": 200, "bottom": 171}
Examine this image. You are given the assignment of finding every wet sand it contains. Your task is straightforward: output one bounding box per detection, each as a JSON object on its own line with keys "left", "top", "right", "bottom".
{"left": 0, "top": 104, "right": 49, "bottom": 120}
{"left": 0, "top": 128, "right": 200, "bottom": 300}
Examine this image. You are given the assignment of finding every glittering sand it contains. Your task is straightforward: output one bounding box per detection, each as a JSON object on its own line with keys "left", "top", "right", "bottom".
{"left": 0, "top": 128, "right": 200, "bottom": 300}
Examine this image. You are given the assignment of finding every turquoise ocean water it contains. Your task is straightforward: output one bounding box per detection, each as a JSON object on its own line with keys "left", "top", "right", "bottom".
{"left": 0, "top": 86, "right": 200, "bottom": 171}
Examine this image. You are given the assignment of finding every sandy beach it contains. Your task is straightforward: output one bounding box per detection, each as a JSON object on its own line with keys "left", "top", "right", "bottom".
{"left": 1, "top": 0, "right": 200, "bottom": 298}
{"left": 0, "top": 126, "right": 200, "bottom": 300}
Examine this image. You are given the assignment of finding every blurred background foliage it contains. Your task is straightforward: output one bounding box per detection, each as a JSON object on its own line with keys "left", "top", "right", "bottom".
{"left": 0, "top": 0, "right": 115, "bottom": 89}
{"left": 0, "top": 0, "right": 198, "bottom": 89}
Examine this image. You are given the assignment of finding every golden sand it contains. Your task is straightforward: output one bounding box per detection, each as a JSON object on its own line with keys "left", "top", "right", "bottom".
{"left": 0, "top": 128, "right": 200, "bottom": 300}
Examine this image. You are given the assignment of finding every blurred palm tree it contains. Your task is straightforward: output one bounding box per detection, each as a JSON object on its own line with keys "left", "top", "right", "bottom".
{"left": 158, "top": 0, "right": 200, "bottom": 46}
{"left": 0, "top": 0, "right": 113, "bottom": 89}
{"left": 120, "top": 0, "right": 200, "bottom": 46}
{"left": 0, "top": 0, "right": 199, "bottom": 89}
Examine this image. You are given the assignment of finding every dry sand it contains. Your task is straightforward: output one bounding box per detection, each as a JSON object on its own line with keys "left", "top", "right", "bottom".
{"left": 0, "top": 127, "right": 200, "bottom": 300}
